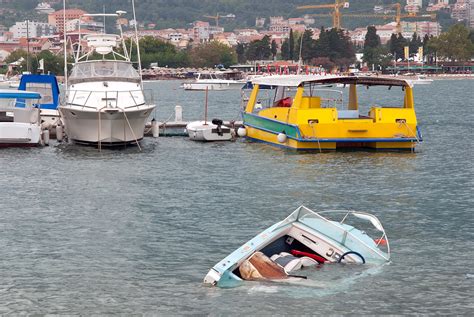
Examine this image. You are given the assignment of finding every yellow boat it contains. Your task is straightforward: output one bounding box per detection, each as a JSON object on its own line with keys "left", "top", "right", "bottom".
{"left": 240, "top": 75, "right": 422, "bottom": 151}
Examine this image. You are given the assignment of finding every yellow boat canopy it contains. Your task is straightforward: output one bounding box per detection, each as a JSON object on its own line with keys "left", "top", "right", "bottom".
{"left": 250, "top": 75, "right": 413, "bottom": 88}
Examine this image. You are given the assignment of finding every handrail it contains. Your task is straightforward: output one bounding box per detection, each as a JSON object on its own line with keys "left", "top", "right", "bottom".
{"left": 64, "top": 89, "right": 154, "bottom": 110}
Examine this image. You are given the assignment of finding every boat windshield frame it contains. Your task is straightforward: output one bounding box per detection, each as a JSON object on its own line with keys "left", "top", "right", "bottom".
{"left": 251, "top": 75, "right": 411, "bottom": 88}
{"left": 69, "top": 60, "right": 141, "bottom": 84}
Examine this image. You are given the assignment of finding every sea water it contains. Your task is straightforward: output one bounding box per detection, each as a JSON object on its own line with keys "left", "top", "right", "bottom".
{"left": 0, "top": 79, "right": 472, "bottom": 314}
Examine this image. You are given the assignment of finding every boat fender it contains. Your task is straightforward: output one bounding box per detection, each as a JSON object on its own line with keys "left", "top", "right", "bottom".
{"left": 277, "top": 132, "right": 287, "bottom": 143}
{"left": 237, "top": 127, "right": 246, "bottom": 137}
{"left": 42, "top": 129, "right": 50, "bottom": 146}
{"left": 56, "top": 124, "right": 63, "bottom": 142}
{"left": 290, "top": 249, "right": 327, "bottom": 264}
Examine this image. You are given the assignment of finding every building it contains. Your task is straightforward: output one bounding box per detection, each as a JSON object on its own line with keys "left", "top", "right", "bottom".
{"left": 451, "top": 0, "right": 470, "bottom": 21}
{"left": 405, "top": 0, "right": 423, "bottom": 13}
{"left": 427, "top": 0, "right": 450, "bottom": 12}
{"left": 9, "top": 21, "right": 56, "bottom": 39}
{"left": 35, "top": 2, "right": 55, "bottom": 14}
{"left": 65, "top": 19, "right": 104, "bottom": 33}
{"left": 48, "top": 9, "right": 90, "bottom": 33}
{"left": 470, "top": 0, "right": 474, "bottom": 28}
{"left": 401, "top": 21, "right": 442, "bottom": 37}
{"left": 192, "top": 21, "right": 224, "bottom": 42}
{"left": 255, "top": 17, "right": 265, "bottom": 28}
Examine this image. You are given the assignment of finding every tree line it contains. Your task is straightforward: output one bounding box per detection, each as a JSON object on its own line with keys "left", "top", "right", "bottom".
{"left": 363, "top": 23, "right": 474, "bottom": 70}
{"left": 2, "top": 23, "right": 473, "bottom": 76}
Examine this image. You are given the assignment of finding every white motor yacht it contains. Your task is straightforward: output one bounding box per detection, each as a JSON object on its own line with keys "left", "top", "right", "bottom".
{"left": 60, "top": 12, "right": 155, "bottom": 146}
{"left": 182, "top": 71, "right": 246, "bottom": 91}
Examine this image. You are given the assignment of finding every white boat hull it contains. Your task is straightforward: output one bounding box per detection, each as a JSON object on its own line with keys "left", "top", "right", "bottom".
{"left": 183, "top": 82, "right": 244, "bottom": 91}
{"left": 0, "top": 122, "right": 41, "bottom": 146}
{"left": 60, "top": 105, "right": 154, "bottom": 145}
{"left": 186, "top": 121, "right": 233, "bottom": 141}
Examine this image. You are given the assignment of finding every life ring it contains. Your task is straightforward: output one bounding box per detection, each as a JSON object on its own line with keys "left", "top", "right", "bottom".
{"left": 374, "top": 238, "right": 387, "bottom": 246}
{"left": 338, "top": 251, "right": 365, "bottom": 264}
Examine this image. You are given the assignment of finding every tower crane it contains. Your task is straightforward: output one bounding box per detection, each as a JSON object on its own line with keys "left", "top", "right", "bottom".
{"left": 203, "top": 13, "right": 221, "bottom": 27}
{"left": 302, "top": 3, "right": 435, "bottom": 34}
{"left": 297, "top": 0, "right": 350, "bottom": 29}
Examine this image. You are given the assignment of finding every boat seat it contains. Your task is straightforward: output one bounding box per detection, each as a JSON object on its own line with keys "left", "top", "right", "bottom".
{"left": 274, "top": 97, "right": 292, "bottom": 107}
{"left": 270, "top": 252, "right": 318, "bottom": 272}
{"left": 337, "top": 110, "right": 359, "bottom": 119}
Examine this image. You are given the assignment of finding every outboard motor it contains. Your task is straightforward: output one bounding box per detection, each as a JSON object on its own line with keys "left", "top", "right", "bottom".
{"left": 212, "top": 118, "right": 224, "bottom": 136}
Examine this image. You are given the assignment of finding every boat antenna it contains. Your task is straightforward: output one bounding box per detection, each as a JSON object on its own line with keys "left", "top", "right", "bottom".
{"left": 26, "top": 20, "right": 30, "bottom": 73}
{"left": 131, "top": 0, "right": 143, "bottom": 89}
{"left": 63, "top": 0, "right": 68, "bottom": 90}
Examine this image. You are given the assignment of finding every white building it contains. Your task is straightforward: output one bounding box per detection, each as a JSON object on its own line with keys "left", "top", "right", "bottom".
{"left": 469, "top": 0, "right": 474, "bottom": 28}
{"left": 9, "top": 21, "right": 56, "bottom": 39}
{"left": 35, "top": 2, "right": 54, "bottom": 14}
{"left": 405, "top": 0, "right": 423, "bottom": 13}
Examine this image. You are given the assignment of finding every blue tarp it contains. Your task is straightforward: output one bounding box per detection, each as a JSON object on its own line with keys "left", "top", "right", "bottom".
{"left": 18, "top": 74, "right": 60, "bottom": 109}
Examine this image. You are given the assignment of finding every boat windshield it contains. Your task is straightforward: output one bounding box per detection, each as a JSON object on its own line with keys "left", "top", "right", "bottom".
{"left": 69, "top": 61, "right": 140, "bottom": 84}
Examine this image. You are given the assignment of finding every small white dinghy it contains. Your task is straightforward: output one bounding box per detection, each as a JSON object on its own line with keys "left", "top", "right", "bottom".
{"left": 186, "top": 87, "right": 233, "bottom": 141}
{"left": 186, "top": 119, "right": 232, "bottom": 141}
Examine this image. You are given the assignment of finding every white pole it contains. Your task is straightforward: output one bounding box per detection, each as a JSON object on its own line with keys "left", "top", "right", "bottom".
{"left": 132, "top": 0, "right": 143, "bottom": 90}
{"left": 63, "top": 0, "right": 68, "bottom": 89}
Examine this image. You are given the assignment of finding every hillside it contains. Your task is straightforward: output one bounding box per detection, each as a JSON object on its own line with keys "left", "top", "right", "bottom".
{"left": 1, "top": 1, "right": 454, "bottom": 31}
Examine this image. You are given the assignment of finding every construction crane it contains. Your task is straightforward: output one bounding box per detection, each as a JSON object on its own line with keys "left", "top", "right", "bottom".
{"left": 297, "top": 0, "right": 350, "bottom": 29}
{"left": 304, "top": 3, "right": 435, "bottom": 34}
{"left": 203, "top": 13, "right": 221, "bottom": 27}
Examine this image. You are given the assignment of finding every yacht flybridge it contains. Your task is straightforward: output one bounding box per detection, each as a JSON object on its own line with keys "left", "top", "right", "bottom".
{"left": 60, "top": 11, "right": 155, "bottom": 147}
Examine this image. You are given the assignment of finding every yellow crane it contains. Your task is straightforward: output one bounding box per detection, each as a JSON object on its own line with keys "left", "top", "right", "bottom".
{"left": 203, "top": 13, "right": 221, "bottom": 27}
{"left": 301, "top": 3, "right": 435, "bottom": 33}
{"left": 297, "top": 0, "right": 349, "bottom": 29}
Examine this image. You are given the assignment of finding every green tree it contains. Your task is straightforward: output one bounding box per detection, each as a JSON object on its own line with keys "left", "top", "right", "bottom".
{"left": 280, "top": 38, "right": 290, "bottom": 60}
{"left": 409, "top": 32, "right": 422, "bottom": 55}
{"left": 295, "top": 29, "right": 316, "bottom": 63}
{"left": 362, "top": 26, "right": 382, "bottom": 68}
{"left": 236, "top": 43, "right": 247, "bottom": 63}
{"left": 430, "top": 24, "right": 474, "bottom": 61}
{"left": 271, "top": 40, "right": 277, "bottom": 60}
{"left": 246, "top": 35, "right": 272, "bottom": 61}
{"left": 190, "top": 41, "right": 237, "bottom": 68}
{"left": 289, "top": 29, "right": 295, "bottom": 61}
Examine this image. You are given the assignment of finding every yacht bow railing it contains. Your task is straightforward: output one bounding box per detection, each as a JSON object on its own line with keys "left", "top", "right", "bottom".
{"left": 64, "top": 89, "right": 154, "bottom": 110}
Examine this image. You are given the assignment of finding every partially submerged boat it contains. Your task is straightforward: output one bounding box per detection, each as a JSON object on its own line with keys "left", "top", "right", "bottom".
{"left": 0, "top": 89, "right": 43, "bottom": 147}
{"left": 204, "top": 206, "right": 390, "bottom": 287}
{"left": 239, "top": 75, "right": 422, "bottom": 151}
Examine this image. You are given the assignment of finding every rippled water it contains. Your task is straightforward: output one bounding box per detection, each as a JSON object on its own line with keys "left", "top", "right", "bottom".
{"left": 0, "top": 80, "right": 473, "bottom": 314}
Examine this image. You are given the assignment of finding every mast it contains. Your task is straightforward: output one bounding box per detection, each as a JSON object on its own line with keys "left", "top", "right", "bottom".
{"left": 131, "top": 0, "right": 143, "bottom": 89}
{"left": 63, "top": 0, "right": 68, "bottom": 89}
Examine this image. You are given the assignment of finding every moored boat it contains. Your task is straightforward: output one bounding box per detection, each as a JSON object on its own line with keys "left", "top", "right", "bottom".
{"left": 204, "top": 206, "right": 390, "bottom": 287}
{"left": 18, "top": 74, "right": 61, "bottom": 128}
{"left": 59, "top": 11, "right": 155, "bottom": 147}
{"left": 239, "top": 75, "right": 422, "bottom": 151}
{"left": 0, "top": 90, "right": 43, "bottom": 147}
{"left": 182, "top": 71, "right": 246, "bottom": 91}
{"left": 186, "top": 119, "right": 233, "bottom": 141}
